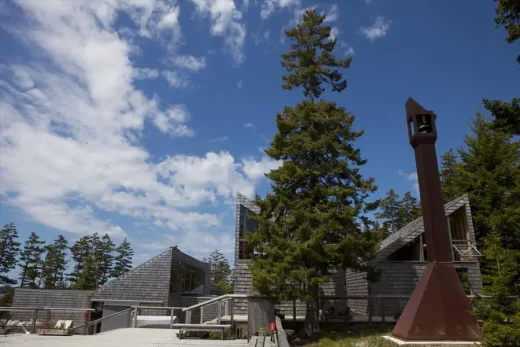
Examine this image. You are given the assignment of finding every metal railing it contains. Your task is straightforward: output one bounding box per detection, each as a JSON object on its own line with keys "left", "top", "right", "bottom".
{"left": 0, "top": 306, "right": 95, "bottom": 334}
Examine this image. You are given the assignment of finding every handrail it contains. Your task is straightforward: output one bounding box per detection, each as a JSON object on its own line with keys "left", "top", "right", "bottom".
{"left": 131, "top": 306, "right": 184, "bottom": 310}
{"left": 70, "top": 307, "right": 133, "bottom": 333}
{"left": 182, "top": 294, "right": 247, "bottom": 312}
{"left": 0, "top": 307, "right": 95, "bottom": 312}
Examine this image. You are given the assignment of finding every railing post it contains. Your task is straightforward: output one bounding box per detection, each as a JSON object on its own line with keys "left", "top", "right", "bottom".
{"left": 127, "top": 308, "right": 132, "bottom": 328}
{"left": 200, "top": 306, "right": 204, "bottom": 324}
{"left": 83, "top": 311, "right": 90, "bottom": 335}
{"left": 171, "top": 308, "right": 175, "bottom": 328}
{"left": 186, "top": 310, "right": 191, "bottom": 324}
{"left": 31, "top": 309, "right": 38, "bottom": 334}
{"left": 230, "top": 298, "right": 234, "bottom": 328}
{"left": 217, "top": 300, "right": 222, "bottom": 324}
{"left": 45, "top": 309, "right": 51, "bottom": 327}
{"left": 381, "top": 298, "right": 385, "bottom": 324}
{"left": 368, "top": 297, "right": 372, "bottom": 324}
{"left": 293, "top": 299, "right": 296, "bottom": 324}
{"left": 133, "top": 307, "right": 138, "bottom": 328}
{"left": 225, "top": 298, "right": 229, "bottom": 317}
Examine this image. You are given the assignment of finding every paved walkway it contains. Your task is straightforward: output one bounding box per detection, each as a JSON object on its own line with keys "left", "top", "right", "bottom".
{"left": 0, "top": 328, "right": 251, "bottom": 347}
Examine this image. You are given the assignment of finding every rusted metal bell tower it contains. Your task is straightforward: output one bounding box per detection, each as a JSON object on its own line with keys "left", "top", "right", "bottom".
{"left": 392, "top": 98, "right": 482, "bottom": 341}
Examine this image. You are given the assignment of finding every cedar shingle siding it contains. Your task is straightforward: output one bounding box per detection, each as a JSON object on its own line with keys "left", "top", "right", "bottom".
{"left": 11, "top": 289, "right": 93, "bottom": 329}
{"left": 10, "top": 247, "right": 211, "bottom": 331}
{"left": 345, "top": 194, "right": 483, "bottom": 317}
{"left": 234, "top": 193, "right": 483, "bottom": 319}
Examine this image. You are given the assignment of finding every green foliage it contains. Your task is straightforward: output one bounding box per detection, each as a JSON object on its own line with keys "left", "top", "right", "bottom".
{"left": 483, "top": 98, "right": 520, "bottom": 136}
{"left": 493, "top": 0, "right": 520, "bottom": 63}
{"left": 281, "top": 9, "right": 351, "bottom": 101}
{"left": 18, "top": 232, "right": 45, "bottom": 288}
{"left": 440, "top": 148, "right": 461, "bottom": 202}
{"left": 473, "top": 232, "right": 520, "bottom": 347}
{"left": 0, "top": 289, "right": 14, "bottom": 319}
{"left": 41, "top": 234, "right": 68, "bottom": 288}
{"left": 302, "top": 327, "right": 396, "bottom": 347}
{"left": 95, "top": 234, "right": 115, "bottom": 286}
{"left": 439, "top": 114, "right": 520, "bottom": 250}
{"left": 204, "top": 250, "right": 232, "bottom": 294}
{"left": 248, "top": 9, "right": 378, "bottom": 337}
{"left": 375, "top": 189, "right": 421, "bottom": 235}
{"left": 69, "top": 234, "right": 94, "bottom": 287}
{"left": 112, "top": 237, "right": 133, "bottom": 279}
{"left": 74, "top": 253, "right": 97, "bottom": 290}
{"left": 0, "top": 222, "right": 21, "bottom": 286}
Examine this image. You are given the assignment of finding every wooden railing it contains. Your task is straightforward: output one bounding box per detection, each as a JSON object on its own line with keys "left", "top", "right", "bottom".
{"left": 70, "top": 307, "right": 133, "bottom": 335}
{"left": 0, "top": 306, "right": 95, "bottom": 335}
{"left": 182, "top": 294, "right": 247, "bottom": 326}
{"left": 130, "top": 306, "right": 184, "bottom": 328}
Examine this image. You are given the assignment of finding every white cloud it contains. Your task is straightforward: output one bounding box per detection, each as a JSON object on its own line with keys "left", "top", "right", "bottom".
{"left": 0, "top": 0, "right": 272, "bottom": 247}
{"left": 330, "top": 26, "right": 339, "bottom": 41}
{"left": 242, "top": 156, "right": 282, "bottom": 181}
{"left": 152, "top": 104, "right": 195, "bottom": 137}
{"left": 339, "top": 41, "right": 355, "bottom": 56}
{"left": 190, "top": 0, "right": 247, "bottom": 65}
{"left": 252, "top": 29, "right": 270, "bottom": 45}
{"left": 244, "top": 122, "right": 255, "bottom": 130}
{"left": 261, "top": 0, "right": 301, "bottom": 19}
{"left": 399, "top": 171, "right": 420, "bottom": 195}
{"left": 208, "top": 136, "right": 229, "bottom": 143}
{"left": 235, "top": 80, "right": 243, "bottom": 91}
{"left": 323, "top": 4, "right": 339, "bottom": 23}
{"left": 156, "top": 151, "right": 258, "bottom": 201}
{"left": 133, "top": 67, "right": 160, "bottom": 80}
{"left": 359, "top": 16, "right": 392, "bottom": 42}
{"left": 171, "top": 55, "right": 206, "bottom": 71}
{"left": 161, "top": 70, "right": 189, "bottom": 89}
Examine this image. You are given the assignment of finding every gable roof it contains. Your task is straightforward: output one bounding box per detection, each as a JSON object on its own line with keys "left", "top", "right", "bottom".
{"left": 374, "top": 194, "right": 473, "bottom": 261}
{"left": 90, "top": 247, "right": 173, "bottom": 297}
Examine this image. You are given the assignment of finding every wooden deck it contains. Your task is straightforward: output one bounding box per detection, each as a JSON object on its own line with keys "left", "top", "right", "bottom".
{"left": 0, "top": 328, "right": 250, "bottom": 347}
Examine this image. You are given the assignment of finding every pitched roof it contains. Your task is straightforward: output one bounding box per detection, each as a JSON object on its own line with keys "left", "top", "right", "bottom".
{"left": 374, "top": 194, "right": 471, "bottom": 261}
{"left": 90, "top": 247, "right": 173, "bottom": 296}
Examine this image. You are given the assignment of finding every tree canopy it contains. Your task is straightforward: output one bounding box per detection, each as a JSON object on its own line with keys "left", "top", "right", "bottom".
{"left": 248, "top": 9, "right": 379, "bottom": 337}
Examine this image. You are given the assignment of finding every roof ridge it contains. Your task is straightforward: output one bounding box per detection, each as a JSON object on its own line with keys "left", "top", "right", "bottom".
{"left": 91, "top": 247, "right": 172, "bottom": 295}
{"left": 378, "top": 194, "right": 469, "bottom": 251}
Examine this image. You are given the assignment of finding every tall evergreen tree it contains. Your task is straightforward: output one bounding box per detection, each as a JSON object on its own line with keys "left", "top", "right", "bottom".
{"left": 204, "top": 250, "right": 232, "bottom": 294}
{"left": 493, "top": 0, "right": 520, "bottom": 63}
{"left": 69, "top": 234, "right": 94, "bottom": 286}
{"left": 483, "top": 98, "right": 520, "bottom": 136}
{"left": 74, "top": 253, "right": 97, "bottom": 290}
{"left": 440, "top": 148, "right": 461, "bottom": 202}
{"left": 112, "top": 238, "right": 133, "bottom": 278}
{"left": 439, "top": 114, "right": 520, "bottom": 249}
{"left": 95, "top": 233, "right": 115, "bottom": 286}
{"left": 247, "top": 9, "right": 379, "bottom": 337}
{"left": 473, "top": 231, "right": 520, "bottom": 347}
{"left": 0, "top": 222, "right": 21, "bottom": 286}
{"left": 375, "top": 190, "right": 421, "bottom": 235}
{"left": 18, "top": 232, "right": 46, "bottom": 288}
{"left": 41, "top": 235, "right": 68, "bottom": 289}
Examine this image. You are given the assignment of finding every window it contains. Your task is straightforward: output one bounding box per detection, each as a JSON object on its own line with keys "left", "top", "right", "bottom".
{"left": 171, "top": 262, "right": 205, "bottom": 295}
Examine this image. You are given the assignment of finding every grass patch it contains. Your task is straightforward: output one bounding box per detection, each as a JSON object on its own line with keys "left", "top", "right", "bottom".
{"left": 291, "top": 326, "right": 397, "bottom": 347}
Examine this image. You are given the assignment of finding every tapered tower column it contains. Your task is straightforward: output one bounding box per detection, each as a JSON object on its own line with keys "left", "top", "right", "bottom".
{"left": 391, "top": 98, "right": 481, "bottom": 341}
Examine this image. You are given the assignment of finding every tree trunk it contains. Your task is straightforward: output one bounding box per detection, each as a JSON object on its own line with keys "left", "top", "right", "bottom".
{"left": 303, "top": 297, "right": 320, "bottom": 337}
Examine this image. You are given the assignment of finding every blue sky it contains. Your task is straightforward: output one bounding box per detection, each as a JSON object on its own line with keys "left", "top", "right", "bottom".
{"left": 0, "top": 0, "right": 518, "bottom": 267}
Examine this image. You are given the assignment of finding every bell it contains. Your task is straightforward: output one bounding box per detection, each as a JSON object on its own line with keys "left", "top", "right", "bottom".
{"left": 418, "top": 123, "right": 431, "bottom": 133}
